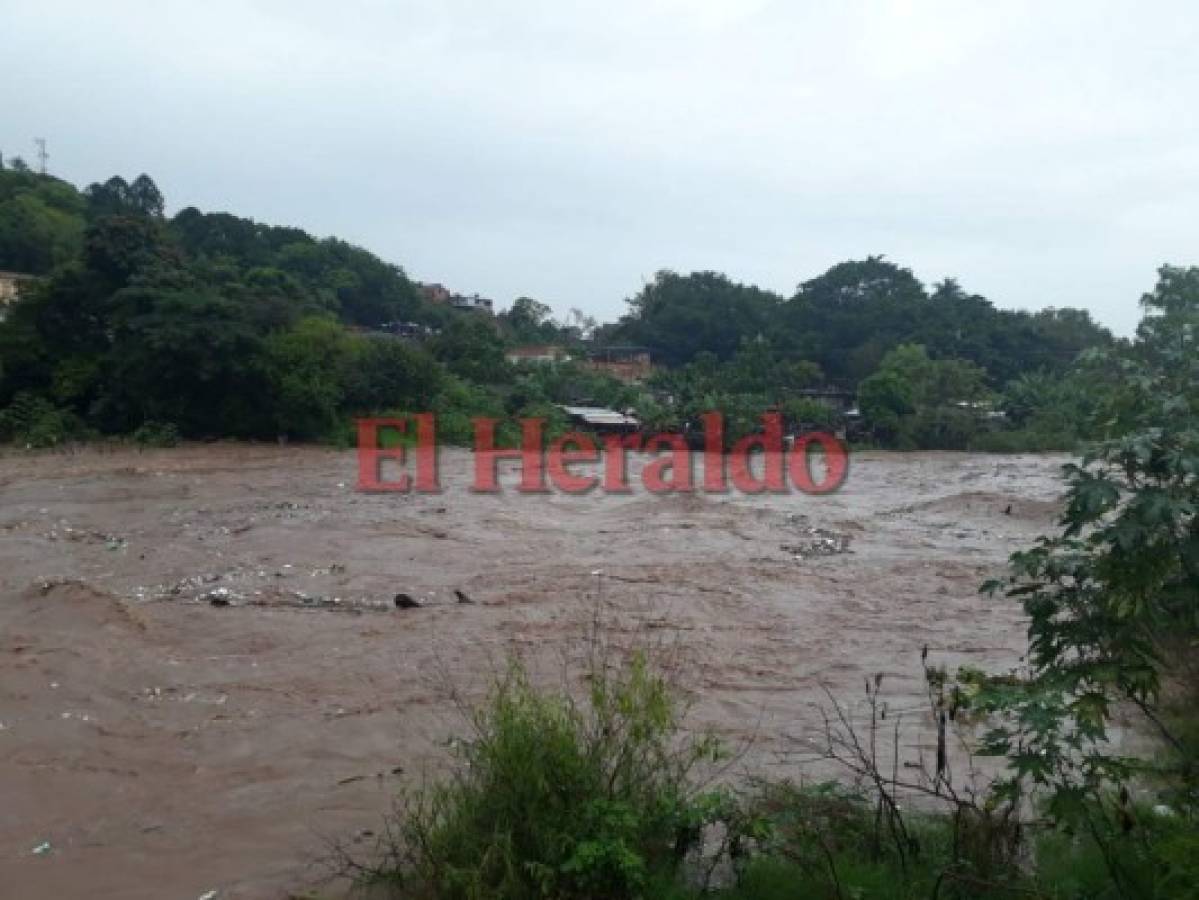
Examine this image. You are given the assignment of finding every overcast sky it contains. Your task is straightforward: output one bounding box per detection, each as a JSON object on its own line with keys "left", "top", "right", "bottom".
{"left": 4, "top": 1, "right": 1198, "bottom": 334}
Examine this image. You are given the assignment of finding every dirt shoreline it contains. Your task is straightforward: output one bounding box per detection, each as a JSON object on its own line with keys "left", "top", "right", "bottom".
{"left": 0, "top": 444, "right": 1067, "bottom": 898}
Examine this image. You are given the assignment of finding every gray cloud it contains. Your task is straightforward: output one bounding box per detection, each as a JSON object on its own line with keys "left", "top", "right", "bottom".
{"left": 4, "top": 0, "right": 1198, "bottom": 333}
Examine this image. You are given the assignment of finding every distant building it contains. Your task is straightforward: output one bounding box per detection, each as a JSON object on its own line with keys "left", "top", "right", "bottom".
{"left": 506, "top": 345, "right": 571, "bottom": 365}
{"left": 558, "top": 405, "right": 640, "bottom": 435}
{"left": 419, "top": 282, "right": 494, "bottom": 314}
{"left": 376, "top": 321, "right": 438, "bottom": 339}
{"left": 586, "top": 346, "right": 653, "bottom": 383}
{"left": 420, "top": 283, "right": 452, "bottom": 305}
{"left": 450, "top": 293, "right": 494, "bottom": 313}
{"left": 794, "top": 386, "right": 855, "bottom": 413}
{"left": 0, "top": 271, "right": 36, "bottom": 321}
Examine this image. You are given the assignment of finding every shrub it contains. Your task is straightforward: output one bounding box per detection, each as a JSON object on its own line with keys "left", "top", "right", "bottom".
{"left": 0, "top": 392, "right": 92, "bottom": 447}
{"left": 359, "top": 654, "right": 727, "bottom": 899}
{"left": 781, "top": 397, "right": 840, "bottom": 430}
{"left": 343, "top": 335, "right": 443, "bottom": 413}
{"left": 1033, "top": 800, "right": 1199, "bottom": 899}
{"left": 430, "top": 376, "right": 506, "bottom": 446}
{"left": 131, "top": 420, "right": 180, "bottom": 447}
{"left": 721, "top": 781, "right": 999, "bottom": 900}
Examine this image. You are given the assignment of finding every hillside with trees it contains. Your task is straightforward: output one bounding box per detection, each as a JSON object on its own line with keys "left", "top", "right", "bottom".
{"left": 2, "top": 168, "right": 1197, "bottom": 900}
{"left": 326, "top": 272, "right": 1199, "bottom": 900}
{"left": 610, "top": 259, "right": 1112, "bottom": 388}
{"left": 0, "top": 164, "right": 1131, "bottom": 451}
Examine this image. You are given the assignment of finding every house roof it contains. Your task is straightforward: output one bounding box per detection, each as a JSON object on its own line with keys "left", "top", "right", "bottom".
{"left": 508, "top": 345, "right": 566, "bottom": 357}
{"left": 558, "top": 405, "right": 640, "bottom": 427}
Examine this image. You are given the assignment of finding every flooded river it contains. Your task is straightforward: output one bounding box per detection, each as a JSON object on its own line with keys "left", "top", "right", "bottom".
{"left": 0, "top": 445, "right": 1067, "bottom": 898}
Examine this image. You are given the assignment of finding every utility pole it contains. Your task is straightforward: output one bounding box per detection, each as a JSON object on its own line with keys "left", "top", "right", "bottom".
{"left": 34, "top": 138, "right": 48, "bottom": 174}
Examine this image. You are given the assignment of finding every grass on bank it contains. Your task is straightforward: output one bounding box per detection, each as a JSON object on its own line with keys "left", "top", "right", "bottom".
{"left": 334, "top": 650, "right": 1199, "bottom": 900}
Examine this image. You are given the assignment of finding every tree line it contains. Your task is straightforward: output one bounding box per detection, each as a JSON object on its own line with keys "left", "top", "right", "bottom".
{"left": 0, "top": 163, "right": 1155, "bottom": 451}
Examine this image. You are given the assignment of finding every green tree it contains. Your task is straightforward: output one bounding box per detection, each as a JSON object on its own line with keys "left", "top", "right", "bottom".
{"left": 974, "top": 265, "right": 1199, "bottom": 885}
{"left": 858, "top": 343, "right": 990, "bottom": 446}
{"left": 262, "top": 317, "right": 354, "bottom": 439}
{"left": 84, "top": 175, "right": 163, "bottom": 219}
{"left": 128, "top": 174, "right": 165, "bottom": 218}
{"left": 786, "top": 256, "right": 929, "bottom": 382}
{"left": 275, "top": 237, "right": 424, "bottom": 326}
{"left": 0, "top": 168, "right": 86, "bottom": 273}
{"left": 1001, "top": 369, "right": 1100, "bottom": 444}
{"left": 430, "top": 315, "right": 510, "bottom": 384}
{"left": 782, "top": 259, "right": 1112, "bottom": 388}
{"left": 83, "top": 215, "right": 178, "bottom": 287}
{"left": 105, "top": 289, "right": 269, "bottom": 436}
{"left": 857, "top": 369, "right": 914, "bottom": 437}
{"left": 501, "top": 296, "right": 560, "bottom": 344}
{"left": 615, "top": 270, "right": 782, "bottom": 367}
{"left": 343, "top": 335, "right": 443, "bottom": 412}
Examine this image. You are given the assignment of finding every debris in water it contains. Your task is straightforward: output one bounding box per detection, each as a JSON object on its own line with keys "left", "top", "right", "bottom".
{"left": 394, "top": 593, "right": 422, "bottom": 609}
{"left": 203, "top": 588, "right": 234, "bottom": 607}
{"left": 31, "top": 841, "right": 51, "bottom": 855}
{"left": 779, "top": 516, "right": 852, "bottom": 559}
{"left": 780, "top": 528, "right": 851, "bottom": 559}
{"left": 454, "top": 589, "right": 475, "bottom": 605}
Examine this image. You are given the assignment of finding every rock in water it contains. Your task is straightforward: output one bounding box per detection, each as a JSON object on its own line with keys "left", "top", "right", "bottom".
{"left": 394, "top": 593, "right": 422, "bottom": 609}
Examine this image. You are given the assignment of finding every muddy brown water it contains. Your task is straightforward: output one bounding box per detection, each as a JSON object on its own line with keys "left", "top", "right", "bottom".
{"left": 0, "top": 445, "right": 1068, "bottom": 898}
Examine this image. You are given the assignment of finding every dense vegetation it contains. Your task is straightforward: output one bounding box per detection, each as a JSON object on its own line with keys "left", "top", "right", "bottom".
{"left": 0, "top": 167, "right": 485, "bottom": 443}
{"left": 0, "top": 165, "right": 1122, "bottom": 451}
{"left": 966, "top": 270, "right": 1199, "bottom": 894}
{"left": 608, "top": 263, "right": 1111, "bottom": 387}
{"left": 343, "top": 282, "right": 1197, "bottom": 898}
{"left": 3, "top": 164, "right": 1196, "bottom": 895}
